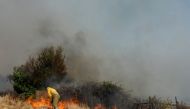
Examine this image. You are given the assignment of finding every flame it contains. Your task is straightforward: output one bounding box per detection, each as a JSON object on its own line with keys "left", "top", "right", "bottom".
{"left": 94, "top": 104, "right": 117, "bottom": 109}
{"left": 94, "top": 104, "right": 106, "bottom": 109}
{"left": 26, "top": 97, "right": 117, "bottom": 109}
{"left": 26, "top": 97, "right": 79, "bottom": 109}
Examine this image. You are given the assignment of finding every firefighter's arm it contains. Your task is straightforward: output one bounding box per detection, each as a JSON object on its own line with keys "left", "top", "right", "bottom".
{"left": 47, "top": 88, "right": 52, "bottom": 98}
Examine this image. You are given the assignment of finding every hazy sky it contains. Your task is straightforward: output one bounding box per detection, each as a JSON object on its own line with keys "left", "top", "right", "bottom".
{"left": 0, "top": 0, "right": 190, "bottom": 102}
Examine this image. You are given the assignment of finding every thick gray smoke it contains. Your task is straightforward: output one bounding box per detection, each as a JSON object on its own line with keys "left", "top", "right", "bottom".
{"left": 0, "top": 0, "right": 190, "bottom": 102}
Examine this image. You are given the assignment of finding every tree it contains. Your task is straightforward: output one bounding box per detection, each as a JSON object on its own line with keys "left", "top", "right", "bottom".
{"left": 9, "top": 46, "right": 67, "bottom": 98}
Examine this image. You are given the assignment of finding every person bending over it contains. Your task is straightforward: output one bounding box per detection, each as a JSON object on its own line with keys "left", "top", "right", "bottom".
{"left": 47, "top": 87, "right": 60, "bottom": 109}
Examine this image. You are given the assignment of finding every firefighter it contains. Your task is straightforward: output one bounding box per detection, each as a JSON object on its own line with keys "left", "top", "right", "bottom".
{"left": 47, "top": 87, "right": 60, "bottom": 109}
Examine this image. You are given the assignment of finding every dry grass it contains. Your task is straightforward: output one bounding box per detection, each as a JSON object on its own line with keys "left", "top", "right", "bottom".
{"left": 0, "top": 94, "right": 90, "bottom": 109}
{"left": 34, "top": 105, "right": 90, "bottom": 109}
{"left": 0, "top": 95, "right": 32, "bottom": 109}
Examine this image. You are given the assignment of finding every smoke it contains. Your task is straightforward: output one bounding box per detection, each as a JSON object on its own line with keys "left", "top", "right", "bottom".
{"left": 0, "top": 0, "right": 105, "bottom": 90}
{"left": 0, "top": 0, "right": 190, "bottom": 102}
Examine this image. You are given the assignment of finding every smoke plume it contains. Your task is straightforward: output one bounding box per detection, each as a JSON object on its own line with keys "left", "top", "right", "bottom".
{"left": 0, "top": 0, "right": 190, "bottom": 102}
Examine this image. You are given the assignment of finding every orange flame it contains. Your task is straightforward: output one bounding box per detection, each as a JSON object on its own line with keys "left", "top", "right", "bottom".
{"left": 26, "top": 97, "right": 79, "bottom": 109}
{"left": 94, "top": 104, "right": 117, "bottom": 109}
{"left": 26, "top": 97, "right": 117, "bottom": 109}
{"left": 94, "top": 104, "right": 106, "bottom": 109}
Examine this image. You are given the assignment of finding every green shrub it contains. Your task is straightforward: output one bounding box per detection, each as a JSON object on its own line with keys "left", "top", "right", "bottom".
{"left": 12, "top": 70, "right": 33, "bottom": 93}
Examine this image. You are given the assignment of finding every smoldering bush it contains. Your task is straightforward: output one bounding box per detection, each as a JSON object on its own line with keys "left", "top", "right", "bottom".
{"left": 58, "top": 81, "right": 133, "bottom": 109}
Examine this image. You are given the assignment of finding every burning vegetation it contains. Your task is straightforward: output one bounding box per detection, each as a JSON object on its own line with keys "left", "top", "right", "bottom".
{"left": 26, "top": 96, "right": 83, "bottom": 109}
{"left": 1, "top": 46, "right": 189, "bottom": 109}
{"left": 5, "top": 46, "right": 132, "bottom": 109}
